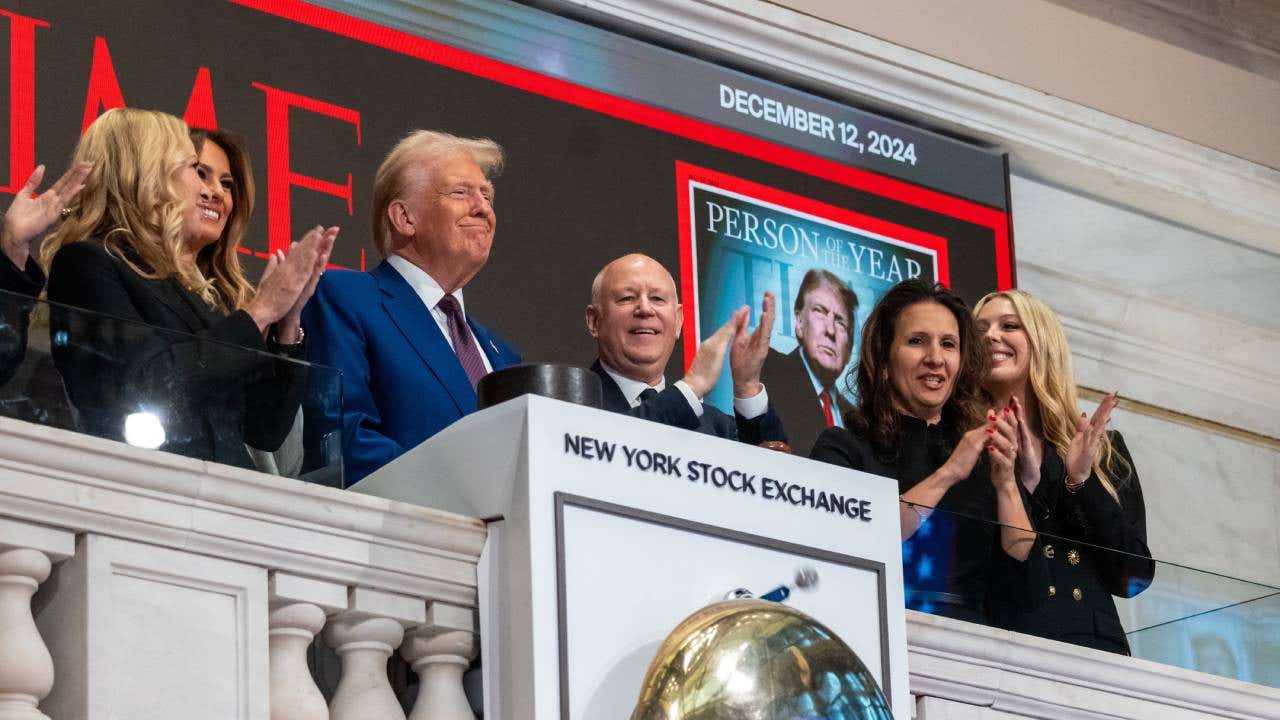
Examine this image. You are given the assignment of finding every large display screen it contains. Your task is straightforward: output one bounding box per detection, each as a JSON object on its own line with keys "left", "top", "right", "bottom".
{"left": 1, "top": 0, "right": 1011, "bottom": 415}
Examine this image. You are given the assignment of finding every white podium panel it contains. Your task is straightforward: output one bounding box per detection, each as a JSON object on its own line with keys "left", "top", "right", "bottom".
{"left": 558, "top": 497, "right": 889, "bottom": 718}
{"left": 354, "top": 395, "right": 908, "bottom": 718}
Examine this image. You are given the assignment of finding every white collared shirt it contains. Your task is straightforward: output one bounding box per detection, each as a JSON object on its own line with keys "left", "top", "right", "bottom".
{"left": 598, "top": 361, "right": 768, "bottom": 419}
{"left": 798, "top": 350, "right": 844, "bottom": 428}
{"left": 386, "top": 254, "right": 494, "bottom": 373}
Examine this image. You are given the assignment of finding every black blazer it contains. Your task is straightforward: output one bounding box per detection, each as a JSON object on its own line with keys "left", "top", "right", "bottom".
{"left": 810, "top": 415, "right": 1045, "bottom": 623}
{"left": 0, "top": 253, "right": 45, "bottom": 387}
{"left": 590, "top": 359, "right": 787, "bottom": 445}
{"left": 987, "top": 432, "right": 1153, "bottom": 654}
{"left": 46, "top": 240, "right": 302, "bottom": 469}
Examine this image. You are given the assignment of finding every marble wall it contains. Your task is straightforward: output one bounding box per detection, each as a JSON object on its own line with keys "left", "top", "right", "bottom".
{"left": 1011, "top": 173, "right": 1280, "bottom": 591}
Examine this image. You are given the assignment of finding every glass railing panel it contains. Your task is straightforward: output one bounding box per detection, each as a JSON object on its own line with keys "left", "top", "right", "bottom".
{"left": 895, "top": 499, "right": 1279, "bottom": 688}
{"left": 1121, "top": 565, "right": 1280, "bottom": 686}
{"left": 0, "top": 288, "right": 343, "bottom": 486}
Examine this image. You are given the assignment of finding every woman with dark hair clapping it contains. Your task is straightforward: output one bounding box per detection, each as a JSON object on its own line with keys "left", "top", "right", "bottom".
{"left": 810, "top": 279, "right": 1038, "bottom": 621}
{"left": 975, "top": 289, "right": 1153, "bottom": 654}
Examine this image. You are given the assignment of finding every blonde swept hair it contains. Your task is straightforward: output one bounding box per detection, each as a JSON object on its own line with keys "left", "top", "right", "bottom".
{"left": 371, "top": 129, "right": 504, "bottom": 257}
{"left": 975, "top": 289, "right": 1131, "bottom": 503}
{"left": 41, "top": 108, "right": 254, "bottom": 312}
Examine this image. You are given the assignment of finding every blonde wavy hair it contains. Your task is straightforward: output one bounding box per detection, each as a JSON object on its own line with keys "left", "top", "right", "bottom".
{"left": 40, "top": 108, "right": 254, "bottom": 311}
{"left": 975, "top": 289, "right": 1131, "bottom": 503}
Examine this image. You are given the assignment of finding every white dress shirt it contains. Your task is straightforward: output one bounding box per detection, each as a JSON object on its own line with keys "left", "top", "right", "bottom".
{"left": 598, "top": 361, "right": 769, "bottom": 418}
{"left": 386, "top": 254, "right": 494, "bottom": 373}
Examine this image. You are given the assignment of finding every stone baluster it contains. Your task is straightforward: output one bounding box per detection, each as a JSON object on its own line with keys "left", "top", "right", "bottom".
{"left": 268, "top": 573, "right": 346, "bottom": 720}
{"left": 0, "top": 519, "right": 75, "bottom": 720}
{"left": 323, "top": 587, "right": 425, "bottom": 720}
{"left": 401, "top": 602, "right": 478, "bottom": 720}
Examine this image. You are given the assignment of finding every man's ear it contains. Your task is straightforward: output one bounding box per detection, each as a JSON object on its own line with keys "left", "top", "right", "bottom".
{"left": 585, "top": 304, "right": 600, "bottom": 338}
{"left": 674, "top": 302, "right": 683, "bottom": 340}
{"left": 387, "top": 199, "right": 415, "bottom": 237}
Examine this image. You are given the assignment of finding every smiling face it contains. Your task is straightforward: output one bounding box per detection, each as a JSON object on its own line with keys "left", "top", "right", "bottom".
{"left": 794, "top": 281, "right": 853, "bottom": 386}
{"left": 180, "top": 139, "right": 234, "bottom": 252}
{"left": 401, "top": 153, "right": 496, "bottom": 287}
{"left": 888, "top": 300, "right": 960, "bottom": 423}
{"left": 586, "top": 254, "right": 683, "bottom": 386}
{"left": 975, "top": 296, "right": 1031, "bottom": 393}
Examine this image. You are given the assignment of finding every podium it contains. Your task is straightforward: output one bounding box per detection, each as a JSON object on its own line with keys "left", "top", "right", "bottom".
{"left": 353, "top": 395, "right": 909, "bottom": 718}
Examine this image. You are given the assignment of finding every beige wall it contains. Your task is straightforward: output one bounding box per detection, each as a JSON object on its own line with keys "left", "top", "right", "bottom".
{"left": 768, "top": 0, "right": 1280, "bottom": 170}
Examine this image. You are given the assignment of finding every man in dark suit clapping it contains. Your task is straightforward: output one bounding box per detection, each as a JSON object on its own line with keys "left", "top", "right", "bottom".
{"left": 585, "top": 253, "right": 786, "bottom": 446}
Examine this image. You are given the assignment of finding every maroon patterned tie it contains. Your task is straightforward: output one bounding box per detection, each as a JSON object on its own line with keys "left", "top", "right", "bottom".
{"left": 436, "top": 294, "right": 488, "bottom": 388}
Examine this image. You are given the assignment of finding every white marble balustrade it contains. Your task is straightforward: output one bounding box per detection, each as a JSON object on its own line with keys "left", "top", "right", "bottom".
{"left": 3, "top": 414, "right": 1279, "bottom": 720}
{"left": 0, "top": 417, "right": 485, "bottom": 720}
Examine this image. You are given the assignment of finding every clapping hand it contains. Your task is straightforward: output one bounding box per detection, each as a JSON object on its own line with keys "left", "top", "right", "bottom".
{"left": 729, "top": 291, "right": 775, "bottom": 398}
{"left": 681, "top": 305, "right": 748, "bottom": 398}
{"left": 939, "top": 407, "right": 1019, "bottom": 489}
{"left": 1064, "top": 392, "right": 1117, "bottom": 486}
{"left": 1010, "top": 396, "right": 1042, "bottom": 489}
{"left": 986, "top": 406, "right": 1020, "bottom": 490}
{"left": 1, "top": 162, "right": 93, "bottom": 268}
{"left": 248, "top": 225, "right": 338, "bottom": 339}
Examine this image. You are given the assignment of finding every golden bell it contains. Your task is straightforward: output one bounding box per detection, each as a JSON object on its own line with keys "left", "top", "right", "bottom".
{"left": 630, "top": 599, "right": 892, "bottom": 719}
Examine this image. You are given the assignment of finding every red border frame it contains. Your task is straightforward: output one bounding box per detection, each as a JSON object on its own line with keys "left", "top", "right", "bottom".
{"left": 675, "top": 162, "right": 951, "bottom": 367}
{"left": 234, "top": 0, "right": 1013, "bottom": 288}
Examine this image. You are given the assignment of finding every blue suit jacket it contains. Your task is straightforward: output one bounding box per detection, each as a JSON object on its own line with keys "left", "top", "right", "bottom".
{"left": 303, "top": 261, "right": 521, "bottom": 485}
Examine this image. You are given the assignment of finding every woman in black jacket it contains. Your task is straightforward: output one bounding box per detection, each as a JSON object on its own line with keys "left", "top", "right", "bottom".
{"left": 40, "top": 108, "right": 336, "bottom": 469}
{"left": 811, "top": 280, "right": 1038, "bottom": 622}
{"left": 975, "top": 289, "right": 1153, "bottom": 654}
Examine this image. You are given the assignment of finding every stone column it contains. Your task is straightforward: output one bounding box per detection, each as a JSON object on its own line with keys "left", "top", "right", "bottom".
{"left": 0, "top": 519, "right": 75, "bottom": 720}
{"left": 268, "top": 572, "right": 346, "bottom": 720}
{"left": 323, "top": 587, "right": 424, "bottom": 720}
{"left": 401, "top": 603, "right": 478, "bottom": 720}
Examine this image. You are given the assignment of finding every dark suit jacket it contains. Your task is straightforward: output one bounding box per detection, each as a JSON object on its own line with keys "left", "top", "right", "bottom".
{"left": 0, "top": 253, "right": 45, "bottom": 387}
{"left": 590, "top": 360, "right": 786, "bottom": 445}
{"left": 303, "top": 261, "right": 521, "bottom": 485}
{"left": 46, "top": 240, "right": 302, "bottom": 469}
{"left": 0, "top": 253, "right": 44, "bottom": 296}
{"left": 761, "top": 347, "right": 851, "bottom": 456}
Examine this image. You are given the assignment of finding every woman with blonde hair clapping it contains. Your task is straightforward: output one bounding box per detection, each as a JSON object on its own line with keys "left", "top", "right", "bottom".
{"left": 42, "top": 107, "right": 336, "bottom": 468}
{"left": 975, "top": 289, "right": 1153, "bottom": 654}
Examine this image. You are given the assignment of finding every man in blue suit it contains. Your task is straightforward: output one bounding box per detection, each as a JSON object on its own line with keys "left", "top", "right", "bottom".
{"left": 304, "top": 130, "right": 520, "bottom": 485}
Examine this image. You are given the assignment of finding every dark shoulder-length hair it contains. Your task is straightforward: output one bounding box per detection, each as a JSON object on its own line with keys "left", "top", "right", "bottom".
{"left": 846, "top": 279, "right": 988, "bottom": 453}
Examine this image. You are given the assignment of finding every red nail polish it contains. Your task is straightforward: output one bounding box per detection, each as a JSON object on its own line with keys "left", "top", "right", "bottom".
{"left": 987, "top": 428, "right": 994, "bottom": 434}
